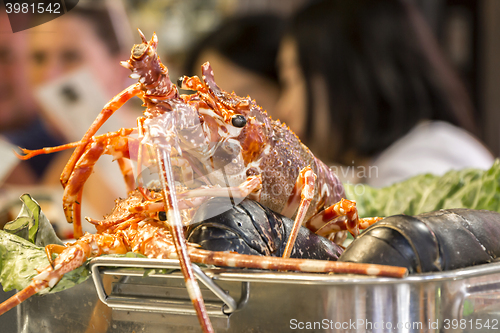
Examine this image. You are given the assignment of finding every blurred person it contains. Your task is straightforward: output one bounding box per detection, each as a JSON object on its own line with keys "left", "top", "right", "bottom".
{"left": 1, "top": 5, "right": 133, "bottom": 184}
{"left": 0, "top": 6, "right": 58, "bottom": 184}
{"left": 26, "top": 6, "right": 138, "bottom": 152}
{"left": 28, "top": 6, "right": 130, "bottom": 106}
{"left": 276, "top": 0, "right": 494, "bottom": 186}
{"left": 184, "top": 14, "right": 285, "bottom": 115}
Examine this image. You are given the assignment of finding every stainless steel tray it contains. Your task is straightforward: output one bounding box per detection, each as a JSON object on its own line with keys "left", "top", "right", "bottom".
{"left": 13, "top": 257, "right": 500, "bottom": 333}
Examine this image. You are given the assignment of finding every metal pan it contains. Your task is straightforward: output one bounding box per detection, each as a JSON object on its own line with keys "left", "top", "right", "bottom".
{"left": 15, "top": 257, "right": 500, "bottom": 333}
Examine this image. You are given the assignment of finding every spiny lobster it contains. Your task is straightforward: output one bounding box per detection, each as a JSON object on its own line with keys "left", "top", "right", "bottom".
{"left": 0, "top": 191, "right": 405, "bottom": 331}
{"left": 8, "top": 30, "right": 392, "bottom": 332}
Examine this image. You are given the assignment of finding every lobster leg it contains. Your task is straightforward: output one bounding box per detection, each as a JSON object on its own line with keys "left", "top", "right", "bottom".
{"left": 44, "top": 244, "right": 67, "bottom": 266}
{"left": 135, "top": 117, "right": 154, "bottom": 200}
{"left": 128, "top": 175, "right": 262, "bottom": 221}
{"left": 305, "top": 199, "right": 382, "bottom": 238}
{"left": 17, "top": 128, "right": 137, "bottom": 221}
{"left": 128, "top": 196, "right": 210, "bottom": 214}
{"left": 126, "top": 175, "right": 262, "bottom": 221}
{"left": 116, "top": 157, "right": 136, "bottom": 194}
{"left": 61, "top": 83, "right": 142, "bottom": 188}
{"left": 63, "top": 142, "right": 105, "bottom": 237}
{"left": 177, "top": 175, "right": 262, "bottom": 200}
{"left": 62, "top": 129, "right": 137, "bottom": 237}
{"left": 16, "top": 128, "right": 135, "bottom": 161}
{"left": 156, "top": 149, "right": 214, "bottom": 333}
{"left": 15, "top": 141, "right": 82, "bottom": 160}
{"left": 0, "top": 233, "right": 128, "bottom": 316}
{"left": 282, "top": 166, "right": 317, "bottom": 259}
{"left": 189, "top": 248, "right": 407, "bottom": 278}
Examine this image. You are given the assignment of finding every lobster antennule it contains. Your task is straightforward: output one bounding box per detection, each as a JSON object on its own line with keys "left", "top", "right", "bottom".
{"left": 150, "top": 32, "right": 158, "bottom": 50}
{"left": 137, "top": 28, "right": 147, "bottom": 43}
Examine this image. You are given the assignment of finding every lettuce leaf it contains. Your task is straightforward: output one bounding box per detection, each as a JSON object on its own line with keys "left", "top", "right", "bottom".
{"left": 0, "top": 231, "right": 49, "bottom": 292}
{"left": 3, "top": 193, "right": 64, "bottom": 247}
{"left": 0, "top": 194, "right": 90, "bottom": 294}
{"left": 0, "top": 230, "right": 91, "bottom": 294}
{"left": 345, "top": 159, "right": 500, "bottom": 218}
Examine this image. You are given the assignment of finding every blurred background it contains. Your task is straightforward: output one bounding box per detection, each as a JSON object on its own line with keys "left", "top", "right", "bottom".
{"left": 0, "top": 0, "right": 499, "bottom": 238}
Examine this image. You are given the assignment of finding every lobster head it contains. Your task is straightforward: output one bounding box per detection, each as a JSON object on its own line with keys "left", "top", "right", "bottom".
{"left": 123, "top": 31, "right": 275, "bottom": 190}
{"left": 180, "top": 62, "right": 273, "bottom": 167}
{"left": 146, "top": 61, "right": 274, "bottom": 188}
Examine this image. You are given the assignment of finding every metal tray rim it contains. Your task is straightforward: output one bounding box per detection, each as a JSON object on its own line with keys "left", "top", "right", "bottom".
{"left": 89, "top": 256, "right": 500, "bottom": 285}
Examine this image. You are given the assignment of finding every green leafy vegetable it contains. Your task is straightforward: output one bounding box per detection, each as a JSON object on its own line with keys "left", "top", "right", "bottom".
{"left": 0, "top": 231, "right": 49, "bottom": 292}
{"left": 0, "top": 230, "right": 90, "bottom": 294}
{"left": 0, "top": 194, "right": 88, "bottom": 294}
{"left": 3, "top": 194, "right": 63, "bottom": 247}
{"left": 345, "top": 160, "right": 500, "bottom": 218}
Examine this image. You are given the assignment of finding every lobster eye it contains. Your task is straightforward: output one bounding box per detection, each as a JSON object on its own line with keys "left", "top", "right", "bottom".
{"left": 158, "top": 211, "right": 167, "bottom": 221}
{"left": 132, "top": 44, "right": 148, "bottom": 59}
{"left": 177, "top": 76, "right": 185, "bottom": 88}
{"left": 231, "top": 115, "right": 247, "bottom": 128}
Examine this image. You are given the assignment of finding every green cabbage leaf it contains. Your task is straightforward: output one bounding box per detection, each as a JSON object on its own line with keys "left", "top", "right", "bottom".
{"left": 345, "top": 159, "right": 500, "bottom": 218}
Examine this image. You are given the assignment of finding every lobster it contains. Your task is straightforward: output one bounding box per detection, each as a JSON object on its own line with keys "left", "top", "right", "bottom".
{"left": 188, "top": 197, "right": 344, "bottom": 260}
{"left": 339, "top": 208, "right": 500, "bottom": 274}
{"left": 0, "top": 191, "right": 406, "bottom": 315}
{"left": 12, "top": 30, "right": 385, "bottom": 332}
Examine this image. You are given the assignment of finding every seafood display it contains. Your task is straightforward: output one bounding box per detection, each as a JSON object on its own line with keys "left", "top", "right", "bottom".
{"left": 3, "top": 30, "right": 401, "bottom": 333}
{"left": 0, "top": 191, "right": 406, "bottom": 315}
{"left": 1, "top": 27, "right": 500, "bottom": 333}
{"left": 340, "top": 208, "right": 500, "bottom": 273}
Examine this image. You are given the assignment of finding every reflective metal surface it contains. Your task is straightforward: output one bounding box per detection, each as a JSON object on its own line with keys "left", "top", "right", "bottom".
{"left": 16, "top": 259, "right": 500, "bottom": 332}
{"left": 89, "top": 257, "right": 245, "bottom": 316}
{"left": 0, "top": 286, "right": 17, "bottom": 332}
